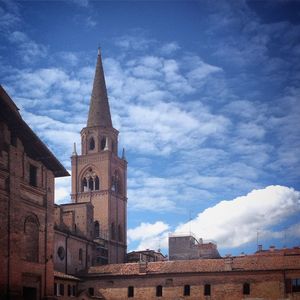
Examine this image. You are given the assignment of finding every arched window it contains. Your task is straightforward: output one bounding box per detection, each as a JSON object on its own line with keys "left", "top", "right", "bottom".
{"left": 89, "top": 137, "right": 95, "bottom": 150}
{"left": 118, "top": 224, "right": 123, "bottom": 242}
{"left": 100, "top": 137, "right": 106, "bottom": 150}
{"left": 57, "top": 246, "right": 65, "bottom": 261}
{"left": 94, "top": 221, "right": 100, "bottom": 238}
{"left": 111, "top": 141, "right": 115, "bottom": 153}
{"left": 82, "top": 168, "right": 100, "bottom": 192}
{"left": 88, "top": 177, "right": 93, "bottom": 190}
{"left": 24, "top": 215, "right": 39, "bottom": 262}
{"left": 82, "top": 178, "right": 87, "bottom": 192}
{"left": 111, "top": 170, "right": 122, "bottom": 194}
{"left": 95, "top": 176, "right": 99, "bottom": 190}
{"left": 79, "top": 248, "right": 83, "bottom": 262}
{"left": 111, "top": 222, "right": 115, "bottom": 240}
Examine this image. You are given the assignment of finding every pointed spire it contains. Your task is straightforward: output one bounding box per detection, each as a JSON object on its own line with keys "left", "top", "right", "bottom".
{"left": 72, "top": 142, "right": 77, "bottom": 156}
{"left": 87, "top": 48, "right": 112, "bottom": 128}
{"left": 122, "top": 147, "right": 126, "bottom": 160}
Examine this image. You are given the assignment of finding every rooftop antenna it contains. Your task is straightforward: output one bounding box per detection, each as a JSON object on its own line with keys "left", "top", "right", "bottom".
{"left": 256, "top": 230, "right": 259, "bottom": 251}
{"left": 283, "top": 230, "right": 287, "bottom": 248}
{"left": 189, "top": 210, "right": 192, "bottom": 236}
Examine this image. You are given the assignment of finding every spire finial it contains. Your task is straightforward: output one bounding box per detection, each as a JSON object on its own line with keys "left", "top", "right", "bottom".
{"left": 122, "top": 147, "right": 126, "bottom": 160}
{"left": 72, "top": 142, "right": 77, "bottom": 156}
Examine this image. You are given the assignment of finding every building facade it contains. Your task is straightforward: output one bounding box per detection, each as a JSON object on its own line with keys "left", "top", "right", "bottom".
{"left": 169, "top": 234, "right": 221, "bottom": 260}
{"left": 2, "top": 50, "right": 300, "bottom": 300}
{"left": 0, "top": 86, "right": 68, "bottom": 300}
{"left": 79, "top": 247, "right": 300, "bottom": 300}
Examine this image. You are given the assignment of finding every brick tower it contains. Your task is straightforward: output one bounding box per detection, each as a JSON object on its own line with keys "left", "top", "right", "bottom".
{"left": 71, "top": 49, "right": 127, "bottom": 264}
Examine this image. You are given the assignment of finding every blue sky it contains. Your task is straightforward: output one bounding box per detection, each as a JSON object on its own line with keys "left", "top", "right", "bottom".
{"left": 1, "top": 0, "right": 300, "bottom": 256}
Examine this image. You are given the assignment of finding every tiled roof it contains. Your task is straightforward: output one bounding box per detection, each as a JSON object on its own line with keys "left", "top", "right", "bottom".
{"left": 54, "top": 271, "right": 81, "bottom": 281}
{"left": 86, "top": 248, "right": 300, "bottom": 277}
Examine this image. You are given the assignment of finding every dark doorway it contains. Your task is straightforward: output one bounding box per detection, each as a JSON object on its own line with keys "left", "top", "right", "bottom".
{"left": 23, "top": 287, "right": 37, "bottom": 300}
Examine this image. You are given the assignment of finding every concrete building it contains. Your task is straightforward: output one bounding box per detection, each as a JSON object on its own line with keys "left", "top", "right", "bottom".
{"left": 169, "top": 233, "right": 221, "bottom": 260}
{"left": 0, "top": 86, "right": 68, "bottom": 300}
{"left": 127, "top": 250, "right": 167, "bottom": 263}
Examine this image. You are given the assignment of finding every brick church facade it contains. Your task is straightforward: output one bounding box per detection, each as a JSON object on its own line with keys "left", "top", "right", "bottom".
{"left": 1, "top": 50, "right": 300, "bottom": 300}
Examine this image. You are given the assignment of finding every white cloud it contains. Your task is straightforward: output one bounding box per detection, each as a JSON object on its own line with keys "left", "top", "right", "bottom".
{"left": 160, "top": 42, "right": 180, "bottom": 55}
{"left": 8, "top": 31, "right": 47, "bottom": 63}
{"left": 128, "top": 221, "right": 169, "bottom": 251}
{"left": 55, "top": 174, "right": 71, "bottom": 204}
{"left": 175, "top": 185, "right": 300, "bottom": 248}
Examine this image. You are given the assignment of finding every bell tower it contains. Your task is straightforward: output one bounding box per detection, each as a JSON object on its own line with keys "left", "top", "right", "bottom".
{"left": 71, "top": 49, "right": 127, "bottom": 264}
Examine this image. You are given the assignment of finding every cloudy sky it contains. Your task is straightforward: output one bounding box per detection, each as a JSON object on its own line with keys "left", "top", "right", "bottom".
{"left": 1, "top": 0, "right": 300, "bottom": 256}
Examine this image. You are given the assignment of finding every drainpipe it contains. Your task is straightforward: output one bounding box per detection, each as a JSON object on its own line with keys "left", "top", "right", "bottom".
{"left": 7, "top": 147, "right": 11, "bottom": 300}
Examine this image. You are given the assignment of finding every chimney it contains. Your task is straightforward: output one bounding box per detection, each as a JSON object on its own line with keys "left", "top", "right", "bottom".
{"left": 269, "top": 245, "right": 275, "bottom": 252}
{"left": 139, "top": 261, "right": 147, "bottom": 273}
{"left": 224, "top": 257, "right": 233, "bottom": 271}
{"left": 257, "top": 244, "right": 263, "bottom": 252}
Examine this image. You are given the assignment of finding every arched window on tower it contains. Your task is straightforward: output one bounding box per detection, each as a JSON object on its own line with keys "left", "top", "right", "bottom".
{"left": 88, "top": 177, "right": 93, "bottom": 190}
{"left": 24, "top": 215, "right": 39, "bottom": 262}
{"left": 95, "top": 176, "right": 99, "bottom": 190}
{"left": 100, "top": 137, "right": 106, "bottom": 150}
{"left": 82, "top": 178, "right": 87, "bottom": 192}
{"left": 118, "top": 224, "right": 123, "bottom": 242}
{"left": 111, "top": 222, "right": 115, "bottom": 240}
{"left": 81, "top": 168, "right": 100, "bottom": 192}
{"left": 111, "top": 170, "right": 122, "bottom": 194}
{"left": 89, "top": 137, "right": 95, "bottom": 150}
{"left": 79, "top": 248, "right": 83, "bottom": 263}
{"left": 111, "top": 141, "right": 115, "bottom": 153}
{"left": 94, "top": 221, "right": 100, "bottom": 238}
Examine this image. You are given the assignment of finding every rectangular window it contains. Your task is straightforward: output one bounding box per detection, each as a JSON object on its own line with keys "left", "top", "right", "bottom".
{"left": 128, "top": 286, "right": 134, "bottom": 298}
{"left": 59, "top": 283, "right": 64, "bottom": 296}
{"left": 29, "top": 164, "right": 37, "bottom": 187}
{"left": 72, "top": 285, "right": 76, "bottom": 296}
{"left": 184, "top": 285, "right": 190, "bottom": 296}
{"left": 88, "top": 287, "right": 94, "bottom": 296}
{"left": 204, "top": 284, "right": 211, "bottom": 296}
{"left": 68, "top": 284, "right": 71, "bottom": 296}
{"left": 54, "top": 283, "right": 58, "bottom": 296}
{"left": 156, "top": 285, "right": 162, "bottom": 297}
{"left": 243, "top": 283, "right": 250, "bottom": 295}
{"left": 10, "top": 132, "right": 17, "bottom": 147}
{"left": 292, "top": 278, "right": 300, "bottom": 292}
